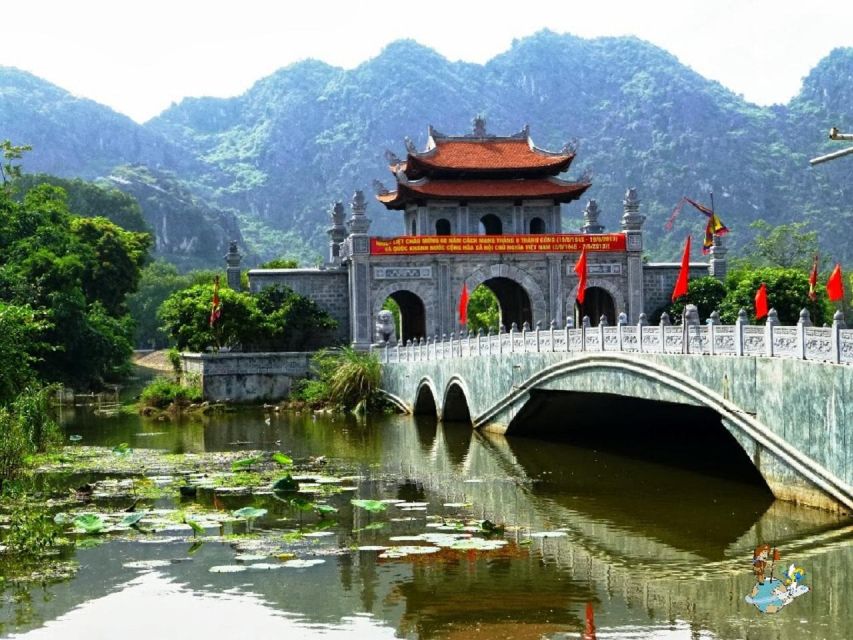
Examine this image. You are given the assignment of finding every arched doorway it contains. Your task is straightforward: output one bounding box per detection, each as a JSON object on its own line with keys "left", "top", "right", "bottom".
{"left": 470, "top": 277, "right": 532, "bottom": 330}
{"left": 575, "top": 286, "right": 616, "bottom": 326}
{"left": 479, "top": 214, "right": 503, "bottom": 235}
{"left": 435, "top": 218, "right": 451, "bottom": 235}
{"left": 382, "top": 290, "right": 426, "bottom": 343}
{"left": 529, "top": 217, "right": 546, "bottom": 234}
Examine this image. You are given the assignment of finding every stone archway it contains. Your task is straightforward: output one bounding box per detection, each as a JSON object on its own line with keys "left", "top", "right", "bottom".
{"left": 463, "top": 263, "right": 548, "bottom": 329}
{"left": 373, "top": 282, "right": 435, "bottom": 342}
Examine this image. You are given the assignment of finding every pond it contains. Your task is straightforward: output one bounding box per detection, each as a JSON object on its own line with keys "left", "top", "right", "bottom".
{"left": 1, "top": 384, "right": 851, "bottom": 639}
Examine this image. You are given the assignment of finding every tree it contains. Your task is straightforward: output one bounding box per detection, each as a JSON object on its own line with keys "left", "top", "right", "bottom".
{"left": 656, "top": 276, "right": 727, "bottom": 323}
{"left": 0, "top": 140, "right": 32, "bottom": 189}
{"left": 719, "top": 267, "right": 830, "bottom": 325}
{"left": 467, "top": 285, "right": 500, "bottom": 333}
{"left": 741, "top": 220, "right": 820, "bottom": 270}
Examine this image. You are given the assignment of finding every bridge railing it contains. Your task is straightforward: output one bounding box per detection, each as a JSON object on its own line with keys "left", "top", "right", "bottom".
{"left": 377, "top": 308, "right": 853, "bottom": 366}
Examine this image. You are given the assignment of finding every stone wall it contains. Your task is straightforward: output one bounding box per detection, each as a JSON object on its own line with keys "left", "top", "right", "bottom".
{"left": 643, "top": 262, "right": 711, "bottom": 317}
{"left": 248, "top": 268, "right": 349, "bottom": 344}
{"left": 181, "top": 352, "right": 313, "bottom": 402}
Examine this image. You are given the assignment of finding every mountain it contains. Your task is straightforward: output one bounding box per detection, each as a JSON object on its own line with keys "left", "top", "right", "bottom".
{"left": 3, "top": 33, "right": 853, "bottom": 264}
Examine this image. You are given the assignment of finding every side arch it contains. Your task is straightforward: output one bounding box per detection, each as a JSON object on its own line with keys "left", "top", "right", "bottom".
{"left": 372, "top": 282, "right": 437, "bottom": 340}
{"left": 413, "top": 377, "right": 440, "bottom": 418}
{"left": 462, "top": 263, "right": 548, "bottom": 327}
{"left": 443, "top": 376, "right": 473, "bottom": 424}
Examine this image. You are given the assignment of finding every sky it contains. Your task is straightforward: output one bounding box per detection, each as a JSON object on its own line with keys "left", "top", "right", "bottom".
{"left": 4, "top": 0, "right": 853, "bottom": 123}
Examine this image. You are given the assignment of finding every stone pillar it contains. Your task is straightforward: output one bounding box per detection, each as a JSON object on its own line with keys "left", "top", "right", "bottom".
{"left": 548, "top": 255, "right": 563, "bottom": 327}
{"left": 225, "top": 241, "right": 242, "bottom": 290}
{"left": 709, "top": 233, "right": 728, "bottom": 280}
{"left": 345, "top": 190, "right": 372, "bottom": 349}
{"left": 326, "top": 201, "right": 346, "bottom": 266}
{"left": 581, "top": 199, "right": 605, "bottom": 234}
{"left": 620, "top": 188, "right": 645, "bottom": 323}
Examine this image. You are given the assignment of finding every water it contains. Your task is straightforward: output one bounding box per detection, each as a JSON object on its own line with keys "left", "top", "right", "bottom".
{"left": 1, "top": 398, "right": 851, "bottom": 639}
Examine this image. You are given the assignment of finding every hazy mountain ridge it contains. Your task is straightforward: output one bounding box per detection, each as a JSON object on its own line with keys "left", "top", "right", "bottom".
{"left": 2, "top": 32, "right": 853, "bottom": 265}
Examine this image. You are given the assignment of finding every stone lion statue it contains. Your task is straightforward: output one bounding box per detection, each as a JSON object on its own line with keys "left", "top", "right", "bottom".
{"left": 375, "top": 310, "right": 397, "bottom": 344}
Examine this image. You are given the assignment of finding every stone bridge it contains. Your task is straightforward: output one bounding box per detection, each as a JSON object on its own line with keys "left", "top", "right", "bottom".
{"left": 377, "top": 314, "right": 853, "bottom": 513}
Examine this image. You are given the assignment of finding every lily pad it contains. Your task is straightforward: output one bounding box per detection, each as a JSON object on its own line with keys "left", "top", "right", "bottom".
{"left": 73, "top": 513, "right": 106, "bottom": 534}
{"left": 271, "top": 452, "right": 293, "bottom": 466}
{"left": 119, "top": 512, "right": 146, "bottom": 528}
{"left": 281, "top": 559, "right": 326, "bottom": 568}
{"left": 231, "top": 456, "right": 262, "bottom": 471}
{"left": 303, "top": 531, "right": 335, "bottom": 538}
{"left": 248, "top": 563, "right": 283, "bottom": 570}
{"left": 68, "top": 435, "right": 83, "bottom": 442}
{"left": 357, "top": 546, "right": 388, "bottom": 552}
{"left": 232, "top": 507, "right": 268, "bottom": 521}
{"left": 350, "top": 499, "right": 387, "bottom": 513}
{"left": 379, "top": 546, "right": 440, "bottom": 558}
{"left": 234, "top": 554, "right": 268, "bottom": 562}
{"left": 450, "top": 538, "right": 508, "bottom": 551}
{"left": 314, "top": 504, "right": 338, "bottom": 517}
{"left": 209, "top": 565, "right": 248, "bottom": 573}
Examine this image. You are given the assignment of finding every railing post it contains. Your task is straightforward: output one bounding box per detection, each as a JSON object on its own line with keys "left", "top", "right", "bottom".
{"left": 797, "top": 308, "right": 811, "bottom": 360}
{"left": 638, "top": 312, "right": 648, "bottom": 353}
{"left": 659, "top": 312, "right": 670, "bottom": 354}
{"left": 499, "top": 325, "right": 505, "bottom": 356}
{"left": 510, "top": 323, "right": 517, "bottom": 354}
{"left": 598, "top": 315, "right": 607, "bottom": 351}
{"left": 707, "top": 310, "right": 720, "bottom": 356}
{"left": 735, "top": 309, "right": 747, "bottom": 357}
{"left": 581, "top": 315, "right": 590, "bottom": 351}
{"left": 832, "top": 310, "right": 846, "bottom": 364}
{"left": 396, "top": 339, "right": 402, "bottom": 362}
{"left": 535, "top": 321, "right": 542, "bottom": 353}
{"left": 384, "top": 341, "right": 389, "bottom": 363}
{"left": 441, "top": 334, "right": 447, "bottom": 360}
{"left": 522, "top": 322, "right": 530, "bottom": 353}
{"left": 565, "top": 317, "right": 572, "bottom": 353}
{"left": 617, "top": 312, "right": 627, "bottom": 351}
{"left": 550, "top": 319, "right": 556, "bottom": 353}
{"left": 765, "top": 308, "right": 779, "bottom": 357}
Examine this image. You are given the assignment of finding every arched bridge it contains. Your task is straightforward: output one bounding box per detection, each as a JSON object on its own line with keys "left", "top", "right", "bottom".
{"left": 377, "top": 318, "right": 853, "bottom": 513}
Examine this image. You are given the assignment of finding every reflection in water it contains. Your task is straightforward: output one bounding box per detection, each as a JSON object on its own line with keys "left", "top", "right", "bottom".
{"left": 7, "top": 406, "right": 850, "bottom": 640}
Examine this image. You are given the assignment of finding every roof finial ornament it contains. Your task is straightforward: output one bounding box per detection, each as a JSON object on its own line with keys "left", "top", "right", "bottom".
{"left": 472, "top": 115, "right": 487, "bottom": 137}
{"left": 372, "top": 179, "right": 390, "bottom": 196}
{"left": 404, "top": 136, "right": 417, "bottom": 154}
{"left": 562, "top": 138, "right": 579, "bottom": 155}
{"left": 384, "top": 149, "right": 401, "bottom": 165}
{"left": 579, "top": 167, "right": 593, "bottom": 183}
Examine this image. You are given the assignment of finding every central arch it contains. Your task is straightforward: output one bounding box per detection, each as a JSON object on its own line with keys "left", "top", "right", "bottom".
{"left": 463, "top": 263, "right": 548, "bottom": 329}
{"left": 575, "top": 286, "right": 616, "bottom": 326}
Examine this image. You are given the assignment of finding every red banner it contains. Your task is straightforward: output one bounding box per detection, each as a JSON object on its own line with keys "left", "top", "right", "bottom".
{"left": 369, "top": 233, "right": 626, "bottom": 255}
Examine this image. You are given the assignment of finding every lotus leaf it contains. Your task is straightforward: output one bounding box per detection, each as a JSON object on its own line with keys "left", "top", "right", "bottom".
{"left": 119, "top": 512, "right": 146, "bottom": 527}
{"left": 231, "top": 456, "right": 262, "bottom": 471}
{"left": 350, "top": 499, "right": 387, "bottom": 513}
{"left": 271, "top": 452, "right": 293, "bottom": 466}
{"left": 112, "top": 442, "right": 132, "bottom": 455}
{"left": 232, "top": 507, "right": 268, "bottom": 521}
{"left": 73, "top": 513, "right": 106, "bottom": 534}
{"left": 314, "top": 504, "right": 338, "bottom": 517}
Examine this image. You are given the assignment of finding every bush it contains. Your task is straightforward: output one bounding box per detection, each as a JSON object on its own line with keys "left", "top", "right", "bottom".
{"left": 312, "top": 348, "right": 381, "bottom": 410}
{"left": 140, "top": 377, "right": 203, "bottom": 409}
{"left": 719, "top": 267, "right": 830, "bottom": 325}
{"left": 0, "top": 387, "right": 60, "bottom": 489}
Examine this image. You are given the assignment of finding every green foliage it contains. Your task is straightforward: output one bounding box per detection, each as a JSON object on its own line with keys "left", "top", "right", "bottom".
{"left": 0, "top": 182, "right": 148, "bottom": 388}
{"left": 740, "top": 220, "right": 820, "bottom": 270}
{"left": 271, "top": 452, "right": 293, "bottom": 466}
{"left": 381, "top": 298, "right": 401, "bottom": 339}
{"left": 719, "top": 267, "right": 830, "bottom": 325}
{"left": 139, "top": 377, "right": 202, "bottom": 409}
{"left": 0, "top": 303, "right": 46, "bottom": 403}
{"left": 158, "top": 283, "right": 336, "bottom": 352}
{"left": 0, "top": 140, "right": 32, "bottom": 189}
{"left": 467, "top": 285, "right": 500, "bottom": 333}
{"left": 3, "top": 499, "right": 60, "bottom": 555}
{"left": 72, "top": 513, "right": 107, "bottom": 534}
{"left": 350, "top": 499, "right": 387, "bottom": 513}
{"left": 0, "top": 387, "right": 60, "bottom": 489}
{"left": 657, "top": 277, "right": 727, "bottom": 323}
{"left": 308, "top": 348, "right": 381, "bottom": 410}
{"left": 260, "top": 258, "right": 299, "bottom": 269}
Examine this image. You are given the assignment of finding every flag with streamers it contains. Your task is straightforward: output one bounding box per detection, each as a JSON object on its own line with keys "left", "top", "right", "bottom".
{"left": 665, "top": 196, "right": 729, "bottom": 255}
{"left": 209, "top": 275, "right": 221, "bottom": 327}
{"left": 808, "top": 254, "right": 819, "bottom": 301}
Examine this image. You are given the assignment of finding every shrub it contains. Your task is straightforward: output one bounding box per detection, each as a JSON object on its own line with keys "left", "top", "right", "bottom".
{"left": 0, "top": 387, "right": 60, "bottom": 489}
{"left": 140, "top": 377, "right": 202, "bottom": 409}
{"left": 312, "top": 348, "right": 381, "bottom": 410}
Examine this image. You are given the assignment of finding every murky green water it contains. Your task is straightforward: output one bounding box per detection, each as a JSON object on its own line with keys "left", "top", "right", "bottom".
{"left": 1, "top": 388, "right": 851, "bottom": 639}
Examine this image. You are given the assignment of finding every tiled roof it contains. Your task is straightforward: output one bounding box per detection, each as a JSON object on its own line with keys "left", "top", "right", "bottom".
{"left": 409, "top": 138, "right": 572, "bottom": 173}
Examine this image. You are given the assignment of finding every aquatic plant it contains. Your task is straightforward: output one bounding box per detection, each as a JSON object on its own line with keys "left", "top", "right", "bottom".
{"left": 231, "top": 456, "right": 262, "bottom": 471}
{"left": 272, "top": 475, "right": 299, "bottom": 492}
{"left": 139, "top": 377, "right": 202, "bottom": 410}
{"left": 232, "top": 507, "right": 268, "bottom": 522}
{"left": 299, "top": 348, "right": 382, "bottom": 411}
{"left": 350, "top": 499, "right": 387, "bottom": 513}
{"left": 72, "top": 513, "right": 107, "bottom": 534}
{"left": 271, "top": 452, "right": 293, "bottom": 466}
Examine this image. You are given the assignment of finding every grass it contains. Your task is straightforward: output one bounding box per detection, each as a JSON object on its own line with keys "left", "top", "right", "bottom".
{"left": 139, "top": 377, "right": 203, "bottom": 410}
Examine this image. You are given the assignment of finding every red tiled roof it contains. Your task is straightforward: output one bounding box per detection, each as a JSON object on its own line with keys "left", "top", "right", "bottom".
{"left": 377, "top": 177, "right": 590, "bottom": 209}
{"left": 409, "top": 139, "right": 572, "bottom": 173}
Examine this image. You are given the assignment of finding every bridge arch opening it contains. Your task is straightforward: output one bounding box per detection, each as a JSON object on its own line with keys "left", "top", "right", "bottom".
{"left": 413, "top": 383, "right": 438, "bottom": 417}
{"left": 478, "top": 277, "right": 532, "bottom": 330}
{"left": 507, "top": 389, "right": 772, "bottom": 490}
{"left": 443, "top": 382, "right": 472, "bottom": 424}
{"left": 575, "top": 286, "right": 616, "bottom": 326}
{"left": 382, "top": 290, "right": 426, "bottom": 344}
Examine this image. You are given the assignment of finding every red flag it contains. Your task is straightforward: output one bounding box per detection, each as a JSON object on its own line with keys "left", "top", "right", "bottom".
{"left": 808, "top": 254, "right": 819, "bottom": 301}
{"left": 827, "top": 263, "right": 845, "bottom": 302}
{"left": 458, "top": 282, "right": 470, "bottom": 324}
{"left": 574, "top": 246, "right": 588, "bottom": 304}
{"left": 209, "top": 275, "right": 221, "bottom": 327}
{"left": 671, "top": 235, "right": 691, "bottom": 301}
{"left": 755, "top": 282, "right": 769, "bottom": 319}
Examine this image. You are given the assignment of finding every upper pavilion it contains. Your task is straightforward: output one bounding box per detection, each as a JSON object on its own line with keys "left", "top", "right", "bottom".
{"left": 374, "top": 117, "right": 590, "bottom": 236}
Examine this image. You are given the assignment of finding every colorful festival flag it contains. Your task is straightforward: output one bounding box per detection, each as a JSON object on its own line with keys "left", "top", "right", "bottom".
{"left": 458, "top": 282, "right": 470, "bottom": 325}
{"left": 671, "top": 235, "right": 691, "bottom": 302}
{"left": 666, "top": 197, "right": 729, "bottom": 256}
{"left": 209, "top": 275, "right": 221, "bottom": 327}
{"left": 755, "top": 283, "right": 769, "bottom": 319}
{"left": 808, "top": 254, "right": 819, "bottom": 301}
{"left": 574, "top": 246, "right": 588, "bottom": 304}
{"left": 826, "top": 263, "right": 845, "bottom": 302}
